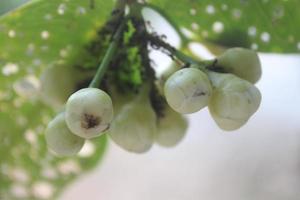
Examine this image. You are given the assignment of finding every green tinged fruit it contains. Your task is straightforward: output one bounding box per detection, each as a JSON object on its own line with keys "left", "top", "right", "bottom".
{"left": 164, "top": 68, "right": 212, "bottom": 114}
{"left": 155, "top": 106, "right": 188, "bottom": 147}
{"left": 208, "top": 72, "right": 261, "bottom": 131}
{"left": 156, "top": 63, "right": 182, "bottom": 95}
{"left": 40, "top": 64, "right": 92, "bottom": 109}
{"left": 108, "top": 86, "right": 156, "bottom": 153}
{"left": 108, "top": 86, "right": 135, "bottom": 115}
{"left": 45, "top": 113, "right": 85, "bottom": 156}
{"left": 217, "top": 48, "right": 262, "bottom": 84}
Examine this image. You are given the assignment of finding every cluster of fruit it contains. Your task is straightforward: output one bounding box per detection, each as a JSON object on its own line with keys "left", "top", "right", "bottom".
{"left": 45, "top": 47, "right": 261, "bottom": 156}
{"left": 45, "top": 85, "right": 188, "bottom": 155}
{"left": 45, "top": 88, "right": 113, "bottom": 156}
{"left": 164, "top": 48, "right": 262, "bottom": 131}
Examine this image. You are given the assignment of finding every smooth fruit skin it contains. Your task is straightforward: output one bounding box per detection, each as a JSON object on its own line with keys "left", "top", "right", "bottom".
{"left": 45, "top": 113, "right": 85, "bottom": 156}
{"left": 108, "top": 86, "right": 156, "bottom": 153}
{"left": 217, "top": 48, "right": 262, "bottom": 84}
{"left": 156, "top": 63, "right": 181, "bottom": 95}
{"left": 155, "top": 106, "right": 188, "bottom": 147}
{"left": 208, "top": 72, "right": 261, "bottom": 131}
{"left": 164, "top": 68, "right": 212, "bottom": 114}
{"left": 65, "top": 88, "right": 114, "bottom": 139}
{"left": 108, "top": 86, "right": 135, "bottom": 115}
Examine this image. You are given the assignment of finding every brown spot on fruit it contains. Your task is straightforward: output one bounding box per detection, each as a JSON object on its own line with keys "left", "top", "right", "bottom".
{"left": 81, "top": 113, "right": 101, "bottom": 129}
{"left": 193, "top": 90, "right": 206, "bottom": 97}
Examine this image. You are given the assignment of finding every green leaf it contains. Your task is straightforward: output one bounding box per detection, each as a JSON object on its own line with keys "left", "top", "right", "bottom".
{"left": 0, "top": 0, "right": 113, "bottom": 199}
{"left": 149, "top": 0, "right": 300, "bottom": 53}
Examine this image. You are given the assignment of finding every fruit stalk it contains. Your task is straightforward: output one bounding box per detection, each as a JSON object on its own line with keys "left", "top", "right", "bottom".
{"left": 89, "top": 17, "right": 128, "bottom": 88}
{"left": 146, "top": 34, "right": 197, "bottom": 65}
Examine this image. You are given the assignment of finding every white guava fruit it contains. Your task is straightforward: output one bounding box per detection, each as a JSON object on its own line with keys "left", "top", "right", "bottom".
{"left": 45, "top": 112, "right": 85, "bottom": 156}
{"left": 65, "top": 88, "right": 114, "bottom": 139}
{"left": 217, "top": 48, "right": 262, "bottom": 84}
{"left": 208, "top": 72, "right": 261, "bottom": 131}
{"left": 40, "top": 64, "right": 92, "bottom": 109}
{"left": 155, "top": 106, "right": 188, "bottom": 147}
{"left": 164, "top": 68, "right": 212, "bottom": 114}
{"left": 108, "top": 85, "right": 156, "bottom": 153}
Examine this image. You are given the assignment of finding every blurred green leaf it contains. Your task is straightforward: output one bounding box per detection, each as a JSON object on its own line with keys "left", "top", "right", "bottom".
{"left": 149, "top": 0, "right": 300, "bottom": 53}
{"left": 0, "top": 0, "right": 113, "bottom": 199}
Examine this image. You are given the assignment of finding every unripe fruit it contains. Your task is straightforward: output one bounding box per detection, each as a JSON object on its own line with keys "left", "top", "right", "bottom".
{"left": 208, "top": 72, "right": 261, "bottom": 131}
{"left": 164, "top": 68, "right": 212, "bottom": 114}
{"left": 155, "top": 106, "right": 188, "bottom": 147}
{"left": 108, "top": 86, "right": 135, "bottom": 115}
{"left": 65, "top": 88, "right": 113, "bottom": 139}
{"left": 217, "top": 48, "right": 262, "bottom": 84}
{"left": 40, "top": 64, "right": 92, "bottom": 109}
{"left": 45, "top": 113, "right": 85, "bottom": 156}
{"left": 108, "top": 86, "right": 156, "bottom": 153}
{"left": 157, "top": 63, "right": 181, "bottom": 95}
